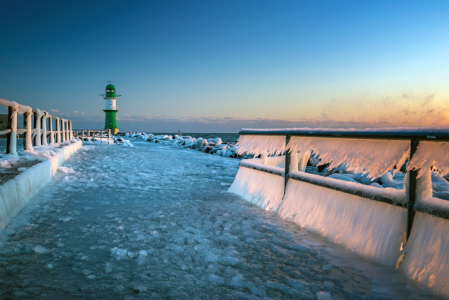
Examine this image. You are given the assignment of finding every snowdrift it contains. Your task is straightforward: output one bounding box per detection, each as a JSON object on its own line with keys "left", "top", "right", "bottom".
{"left": 0, "top": 140, "right": 82, "bottom": 227}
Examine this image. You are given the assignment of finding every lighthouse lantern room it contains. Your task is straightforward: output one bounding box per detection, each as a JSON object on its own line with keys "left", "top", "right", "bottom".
{"left": 100, "top": 82, "right": 120, "bottom": 135}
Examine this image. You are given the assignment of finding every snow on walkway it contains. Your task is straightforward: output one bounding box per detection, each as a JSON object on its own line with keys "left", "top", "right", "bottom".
{"left": 0, "top": 139, "right": 438, "bottom": 299}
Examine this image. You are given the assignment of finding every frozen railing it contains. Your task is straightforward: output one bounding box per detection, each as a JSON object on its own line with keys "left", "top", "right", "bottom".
{"left": 231, "top": 129, "right": 449, "bottom": 296}
{"left": 74, "top": 129, "right": 111, "bottom": 144}
{"left": 237, "top": 128, "right": 449, "bottom": 238}
{"left": 0, "top": 97, "right": 74, "bottom": 155}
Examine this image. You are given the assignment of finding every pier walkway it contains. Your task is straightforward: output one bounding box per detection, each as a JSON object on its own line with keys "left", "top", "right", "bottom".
{"left": 0, "top": 140, "right": 433, "bottom": 299}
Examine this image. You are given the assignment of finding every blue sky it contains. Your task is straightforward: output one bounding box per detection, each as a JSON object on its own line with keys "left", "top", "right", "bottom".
{"left": 0, "top": 0, "right": 448, "bottom": 132}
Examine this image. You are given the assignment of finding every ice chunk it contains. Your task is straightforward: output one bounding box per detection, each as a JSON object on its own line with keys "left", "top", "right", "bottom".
{"left": 316, "top": 291, "right": 331, "bottom": 300}
{"left": 57, "top": 167, "right": 75, "bottom": 174}
{"left": 111, "top": 247, "right": 128, "bottom": 260}
{"left": 34, "top": 245, "right": 50, "bottom": 254}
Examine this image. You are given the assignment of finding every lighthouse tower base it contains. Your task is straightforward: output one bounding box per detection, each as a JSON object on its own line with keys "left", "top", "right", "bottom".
{"left": 104, "top": 110, "right": 119, "bottom": 135}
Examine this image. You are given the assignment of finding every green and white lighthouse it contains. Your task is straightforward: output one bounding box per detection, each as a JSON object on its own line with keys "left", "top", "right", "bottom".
{"left": 101, "top": 82, "right": 121, "bottom": 135}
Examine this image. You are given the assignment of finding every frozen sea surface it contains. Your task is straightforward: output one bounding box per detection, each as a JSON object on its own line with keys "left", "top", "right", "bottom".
{"left": 0, "top": 139, "right": 443, "bottom": 299}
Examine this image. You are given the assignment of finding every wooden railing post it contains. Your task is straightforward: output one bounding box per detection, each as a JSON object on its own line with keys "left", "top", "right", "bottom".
{"left": 406, "top": 139, "right": 419, "bottom": 240}
{"left": 23, "top": 111, "right": 34, "bottom": 151}
{"left": 6, "top": 106, "right": 18, "bottom": 155}
{"left": 284, "top": 134, "right": 291, "bottom": 195}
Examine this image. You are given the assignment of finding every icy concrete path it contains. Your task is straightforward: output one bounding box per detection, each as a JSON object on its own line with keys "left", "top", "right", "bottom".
{"left": 0, "top": 140, "right": 440, "bottom": 299}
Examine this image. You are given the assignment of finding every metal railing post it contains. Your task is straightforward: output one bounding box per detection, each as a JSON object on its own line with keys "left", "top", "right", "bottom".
{"left": 406, "top": 139, "right": 419, "bottom": 240}
{"left": 108, "top": 129, "right": 111, "bottom": 144}
{"left": 284, "top": 134, "right": 291, "bottom": 195}
{"left": 6, "top": 106, "right": 18, "bottom": 155}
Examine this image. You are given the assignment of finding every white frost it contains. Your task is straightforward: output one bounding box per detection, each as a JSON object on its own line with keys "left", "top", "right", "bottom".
{"left": 236, "top": 135, "right": 286, "bottom": 156}
{"left": 409, "top": 141, "right": 449, "bottom": 178}
{"left": 286, "top": 137, "right": 410, "bottom": 179}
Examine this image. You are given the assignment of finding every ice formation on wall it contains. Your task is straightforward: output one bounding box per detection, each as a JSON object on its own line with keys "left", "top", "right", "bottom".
{"left": 236, "top": 135, "right": 286, "bottom": 156}
{"left": 409, "top": 141, "right": 449, "bottom": 178}
{"left": 286, "top": 137, "right": 410, "bottom": 179}
{"left": 228, "top": 166, "right": 284, "bottom": 211}
{"left": 278, "top": 179, "right": 407, "bottom": 266}
{"left": 400, "top": 212, "right": 449, "bottom": 297}
{"left": 0, "top": 141, "right": 82, "bottom": 227}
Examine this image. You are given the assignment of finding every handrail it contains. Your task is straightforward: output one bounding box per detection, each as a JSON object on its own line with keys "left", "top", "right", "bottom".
{"left": 0, "top": 97, "right": 74, "bottom": 155}
{"left": 73, "top": 129, "right": 111, "bottom": 144}
{"left": 238, "top": 128, "right": 449, "bottom": 241}
{"left": 239, "top": 129, "right": 449, "bottom": 141}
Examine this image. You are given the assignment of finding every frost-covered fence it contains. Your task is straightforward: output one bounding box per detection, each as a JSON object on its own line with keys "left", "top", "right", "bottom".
{"left": 74, "top": 129, "right": 111, "bottom": 143}
{"left": 229, "top": 128, "right": 449, "bottom": 296}
{"left": 0, "top": 97, "right": 73, "bottom": 154}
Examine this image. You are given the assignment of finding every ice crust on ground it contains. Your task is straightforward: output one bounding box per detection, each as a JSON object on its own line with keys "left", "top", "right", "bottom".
{"left": 0, "top": 139, "right": 425, "bottom": 299}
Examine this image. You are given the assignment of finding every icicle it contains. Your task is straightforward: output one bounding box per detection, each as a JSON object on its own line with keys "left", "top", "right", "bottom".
{"left": 287, "top": 137, "right": 410, "bottom": 179}
{"left": 237, "top": 135, "right": 286, "bottom": 156}
{"left": 409, "top": 141, "right": 449, "bottom": 178}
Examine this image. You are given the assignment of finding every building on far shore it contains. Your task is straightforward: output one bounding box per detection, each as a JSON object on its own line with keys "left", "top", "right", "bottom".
{"left": 101, "top": 82, "right": 120, "bottom": 135}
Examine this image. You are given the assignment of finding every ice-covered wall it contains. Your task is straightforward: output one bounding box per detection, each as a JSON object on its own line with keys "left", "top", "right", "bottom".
{"left": 400, "top": 212, "right": 449, "bottom": 297}
{"left": 228, "top": 166, "right": 284, "bottom": 211}
{"left": 278, "top": 179, "right": 407, "bottom": 266}
{"left": 0, "top": 140, "right": 82, "bottom": 228}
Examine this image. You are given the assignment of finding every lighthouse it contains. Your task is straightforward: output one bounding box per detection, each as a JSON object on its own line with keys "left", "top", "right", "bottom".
{"left": 101, "top": 82, "right": 120, "bottom": 135}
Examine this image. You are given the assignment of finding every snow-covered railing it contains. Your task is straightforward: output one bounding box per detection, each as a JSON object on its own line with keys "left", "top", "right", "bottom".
{"left": 74, "top": 129, "right": 111, "bottom": 144}
{"left": 0, "top": 97, "right": 73, "bottom": 155}
{"left": 237, "top": 129, "right": 449, "bottom": 239}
